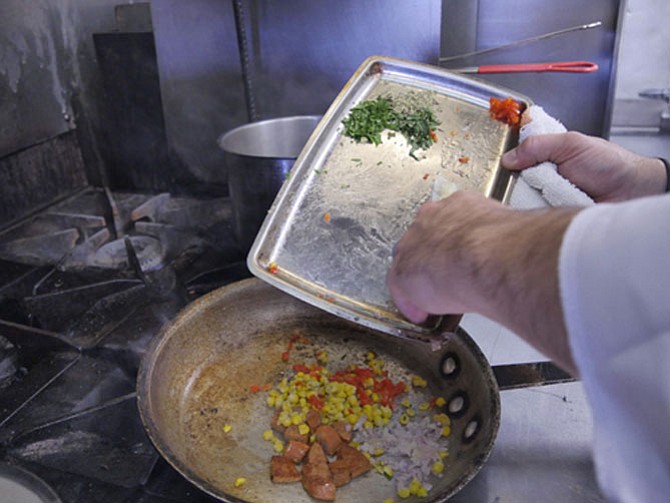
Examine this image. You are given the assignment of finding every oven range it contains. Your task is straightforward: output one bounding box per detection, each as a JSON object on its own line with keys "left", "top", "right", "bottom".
{"left": 0, "top": 186, "right": 249, "bottom": 502}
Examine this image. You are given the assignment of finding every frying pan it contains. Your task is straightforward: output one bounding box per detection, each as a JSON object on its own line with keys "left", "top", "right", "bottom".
{"left": 138, "top": 278, "right": 572, "bottom": 502}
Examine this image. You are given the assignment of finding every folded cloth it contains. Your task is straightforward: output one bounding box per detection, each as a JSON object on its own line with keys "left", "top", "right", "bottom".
{"left": 509, "top": 106, "right": 595, "bottom": 209}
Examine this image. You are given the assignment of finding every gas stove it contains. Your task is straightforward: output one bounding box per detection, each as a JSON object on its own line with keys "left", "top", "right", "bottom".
{"left": 0, "top": 187, "right": 250, "bottom": 502}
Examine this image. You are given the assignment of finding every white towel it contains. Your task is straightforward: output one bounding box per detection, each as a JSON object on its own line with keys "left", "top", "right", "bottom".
{"left": 509, "top": 106, "right": 594, "bottom": 209}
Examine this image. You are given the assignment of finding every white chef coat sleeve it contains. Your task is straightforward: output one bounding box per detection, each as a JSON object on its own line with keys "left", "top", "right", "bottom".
{"left": 559, "top": 193, "right": 670, "bottom": 503}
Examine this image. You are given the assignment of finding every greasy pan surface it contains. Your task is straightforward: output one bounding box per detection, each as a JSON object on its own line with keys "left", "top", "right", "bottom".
{"left": 137, "top": 279, "right": 500, "bottom": 502}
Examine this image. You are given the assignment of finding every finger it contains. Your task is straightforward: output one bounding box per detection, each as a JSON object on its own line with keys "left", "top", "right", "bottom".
{"left": 501, "top": 134, "right": 566, "bottom": 171}
{"left": 390, "top": 288, "right": 429, "bottom": 324}
{"left": 386, "top": 268, "right": 429, "bottom": 324}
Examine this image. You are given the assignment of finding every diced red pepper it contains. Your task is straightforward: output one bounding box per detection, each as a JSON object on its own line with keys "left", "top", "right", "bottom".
{"left": 308, "top": 395, "right": 324, "bottom": 410}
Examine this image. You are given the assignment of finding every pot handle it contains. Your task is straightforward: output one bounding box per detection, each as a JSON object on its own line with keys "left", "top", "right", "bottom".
{"left": 492, "top": 361, "right": 575, "bottom": 391}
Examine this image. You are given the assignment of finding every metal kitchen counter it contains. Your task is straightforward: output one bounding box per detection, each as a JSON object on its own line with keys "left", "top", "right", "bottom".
{"left": 452, "top": 314, "right": 603, "bottom": 502}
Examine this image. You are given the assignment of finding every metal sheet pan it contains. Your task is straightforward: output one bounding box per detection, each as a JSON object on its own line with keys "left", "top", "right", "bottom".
{"left": 248, "top": 56, "right": 532, "bottom": 339}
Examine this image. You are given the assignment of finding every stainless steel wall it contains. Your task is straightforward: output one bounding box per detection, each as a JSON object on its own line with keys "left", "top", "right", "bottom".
{"left": 441, "top": 0, "right": 623, "bottom": 137}
{"left": 0, "top": 0, "right": 123, "bottom": 176}
{"left": 1, "top": 0, "right": 623, "bottom": 194}
{"left": 152, "top": 0, "right": 442, "bottom": 185}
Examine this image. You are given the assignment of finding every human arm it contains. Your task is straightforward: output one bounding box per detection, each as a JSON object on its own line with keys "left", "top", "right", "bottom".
{"left": 502, "top": 131, "right": 668, "bottom": 202}
{"left": 386, "top": 191, "right": 581, "bottom": 375}
{"left": 560, "top": 194, "right": 670, "bottom": 502}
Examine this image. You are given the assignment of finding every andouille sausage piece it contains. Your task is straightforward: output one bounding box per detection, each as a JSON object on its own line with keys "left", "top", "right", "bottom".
{"left": 270, "top": 410, "right": 286, "bottom": 433}
{"left": 331, "top": 420, "right": 353, "bottom": 443}
{"left": 284, "top": 424, "right": 309, "bottom": 444}
{"left": 337, "top": 444, "right": 372, "bottom": 479}
{"left": 328, "top": 459, "right": 352, "bottom": 487}
{"left": 306, "top": 409, "right": 322, "bottom": 430}
{"left": 302, "top": 443, "right": 336, "bottom": 501}
{"left": 315, "top": 424, "right": 342, "bottom": 455}
{"left": 270, "top": 456, "right": 301, "bottom": 483}
{"left": 284, "top": 440, "right": 310, "bottom": 464}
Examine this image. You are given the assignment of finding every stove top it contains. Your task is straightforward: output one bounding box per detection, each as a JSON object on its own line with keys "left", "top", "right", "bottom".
{"left": 0, "top": 188, "right": 251, "bottom": 502}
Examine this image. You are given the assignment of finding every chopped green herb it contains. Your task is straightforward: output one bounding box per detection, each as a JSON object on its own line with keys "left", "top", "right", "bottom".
{"left": 341, "top": 95, "right": 440, "bottom": 159}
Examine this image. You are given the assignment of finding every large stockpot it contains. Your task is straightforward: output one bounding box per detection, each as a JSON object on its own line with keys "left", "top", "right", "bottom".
{"left": 137, "top": 278, "right": 571, "bottom": 502}
{"left": 219, "top": 116, "right": 321, "bottom": 251}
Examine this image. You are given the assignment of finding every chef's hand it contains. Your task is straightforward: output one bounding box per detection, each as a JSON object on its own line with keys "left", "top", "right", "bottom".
{"left": 502, "top": 132, "right": 667, "bottom": 202}
{"left": 387, "top": 191, "right": 581, "bottom": 375}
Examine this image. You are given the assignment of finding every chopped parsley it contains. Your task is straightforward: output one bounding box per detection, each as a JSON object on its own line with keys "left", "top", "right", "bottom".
{"left": 341, "top": 95, "right": 440, "bottom": 160}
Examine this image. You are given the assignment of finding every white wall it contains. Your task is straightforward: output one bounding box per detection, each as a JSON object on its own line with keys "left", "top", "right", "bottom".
{"left": 614, "top": 0, "right": 670, "bottom": 99}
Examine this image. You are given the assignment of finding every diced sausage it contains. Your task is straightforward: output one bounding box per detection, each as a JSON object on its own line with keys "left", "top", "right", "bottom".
{"left": 284, "top": 424, "right": 308, "bottom": 443}
{"left": 302, "top": 460, "right": 332, "bottom": 480}
{"left": 270, "top": 456, "right": 301, "bottom": 483}
{"left": 302, "top": 443, "right": 336, "bottom": 501}
{"left": 337, "top": 444, "right": 372, "bottom": 479}
{"left": 271, "top": 410, "right": 286, "bottom": 433}
{"left": 328, "top": 459, "right": 352, "bottom": 487}
{"left": 315, "top": 424, "right": 342, "bottom": 455}
{"left": 284, "top": 440, "right": 310, "bottom": 464}
{"left": 331, "top": 420, "right": 353, "bottom": 443}
{"left": 306, "top": 409, "right": 321, "bottom": 430}
{"left": 306, "top": 442, "right": 329, "bottom": 466}
{"left": 301, "top": 474, "right": 336, "bottom": 501}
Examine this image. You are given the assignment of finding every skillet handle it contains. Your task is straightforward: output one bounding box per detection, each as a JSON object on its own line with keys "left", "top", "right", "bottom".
{"left": 492, "top": 361, "right": 576, "bottom": 391}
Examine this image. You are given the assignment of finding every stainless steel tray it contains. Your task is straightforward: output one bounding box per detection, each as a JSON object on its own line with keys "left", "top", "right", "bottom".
{"left": 248, "top": 56, "right": 532, "bottom": 339}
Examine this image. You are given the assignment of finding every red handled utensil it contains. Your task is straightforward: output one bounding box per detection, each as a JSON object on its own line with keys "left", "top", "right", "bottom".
{"left": 453, "top": 61, "right": 598, "bottom": 74}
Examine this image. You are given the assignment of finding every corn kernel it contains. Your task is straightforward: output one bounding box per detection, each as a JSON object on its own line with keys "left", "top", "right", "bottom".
{"left": 234, "top": 477, "right": 246, "bottom": 487}
{"left": 411, "top": 375, "right": 427, "bottom": 387}
{"left": 298, "top": 423, "right": 310, "bottom": 435}
{"left": 432, "top": 460, "right": 444, "bottom": 474}
{"left": 383, "top": 465, "right": 393, "bottom": 478}
{"left": 434, "top": 413, "right": 450, "bottom": 426}
{"left": 373, "top": 447, "right": 385, "bottom": 456}
{"left": 439, "top": 450, "right": 449, "bottom": 459}
{"left": 399, "top": 413, "right": 410, "bottom": 426}
{"left": 435, "top": 397, "right": 446, "bottom": 407}
{"left": 262, "top": 430, "right": 274, "bottom": 441}
{"left": 406, "top": 409, "right": 415, "bottom": 417}
{"left": 417, "top": 487, "right": 428, "bottom": 497}
{"left": 273, "top": 440, "right": 284, "bottom": 452}
{"left": 442, "top": 425, "right": 451, "bottom": 437}
{"left": 223, "top": 424, "right": 232, "bottom": 433}
{"left": 401, "top": 399, "right": 411, "bottom": 408}
{"left": 418, "top": 403, "right": 430, "bottom": 411}
{"left": 397, "top": 487, "right": 410, "bottom": 498}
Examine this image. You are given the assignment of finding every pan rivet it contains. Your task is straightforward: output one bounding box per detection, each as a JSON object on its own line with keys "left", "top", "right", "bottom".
{"left": 442, "top": 356, "right": 457, "bottom": 375}
{"left": 448, "top": 395, "right": 464, "bottom": 414}
{"left": 464, "top": 420, "right": 479, "bottom": 440}
{"left": 439, "top": 352, "right": 461, "bottom": 379}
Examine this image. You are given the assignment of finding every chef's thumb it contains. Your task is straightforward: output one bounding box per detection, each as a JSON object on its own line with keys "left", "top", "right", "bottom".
{"left": 387, "top": 282, "right": 429, "bottom": 324}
